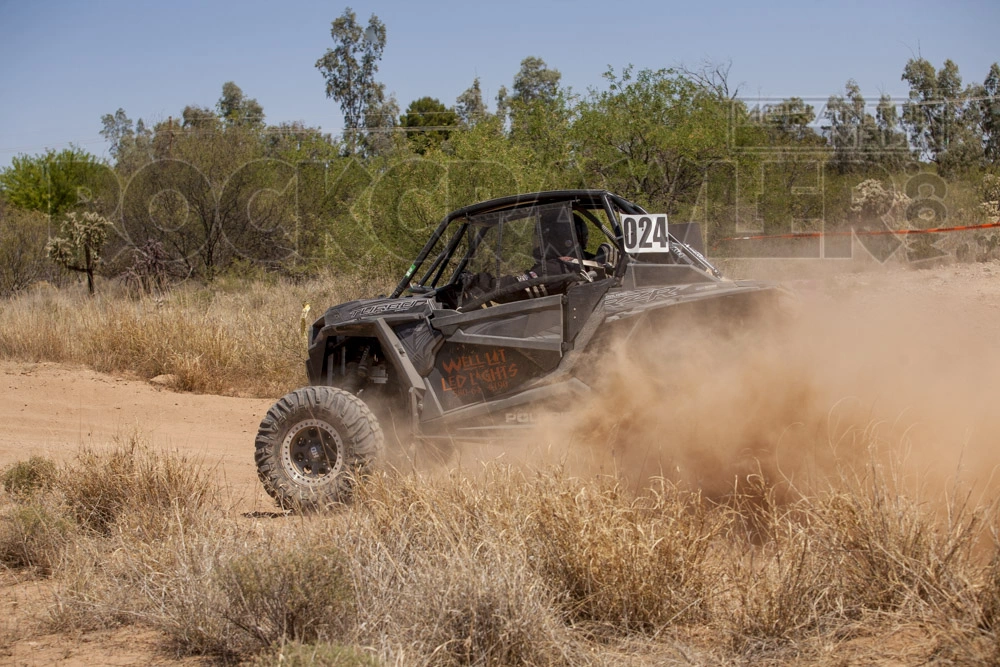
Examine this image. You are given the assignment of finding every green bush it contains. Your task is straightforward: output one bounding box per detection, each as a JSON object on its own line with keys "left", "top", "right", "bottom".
{"left": 1, "top": 456, "right": 57, "bottom": 497}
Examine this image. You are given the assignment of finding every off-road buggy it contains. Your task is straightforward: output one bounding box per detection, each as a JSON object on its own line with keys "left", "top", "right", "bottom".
{"left": 255, "top": 190, "right": 781, "bottom": 508}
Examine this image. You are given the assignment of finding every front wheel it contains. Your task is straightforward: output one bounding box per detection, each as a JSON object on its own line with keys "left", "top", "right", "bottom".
{"left": 255, "top": 386, "right": 384, "bottom": 510}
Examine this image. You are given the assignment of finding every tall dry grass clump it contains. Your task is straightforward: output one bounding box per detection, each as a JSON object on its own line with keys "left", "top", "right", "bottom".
{"left": 719, "top": 479, "right": 839, "bottom": 650}
{"left": 344, "top": 469, "right": 583, "bottom": 665}
{"left": 0, "top": 438, "right": 216, "bottom": 603}
{"left": 0, "top": 501, "right": 76, "bottom": 574}
{"left": 0, "top": 272, "right": 390, "bottom": 397}
{"left": 718, "top": 458, "right": 993, "bottom": 659}
{"left": 58, "top": 437, "right": 216, "bottom": 536}
{"left": 516, "top": 474, "right": 721, "bottom": 634}
{"left": 215, "top": 538, "right": 354, "bottom": 651}
{"left": 0, "top": 457, "right": 76, "bottom": 574}
{"left": 250, "top": 642, "right": 379, "bottom": 667}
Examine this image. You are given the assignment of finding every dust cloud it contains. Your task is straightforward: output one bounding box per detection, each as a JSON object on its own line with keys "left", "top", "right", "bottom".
{"left": 523, "top": 264, "right": 1000, "bottom": 501}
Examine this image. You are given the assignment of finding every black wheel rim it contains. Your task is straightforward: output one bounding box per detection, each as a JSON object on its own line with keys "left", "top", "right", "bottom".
{"left": 280, "top": 419, "right": 345, "bottom": 485}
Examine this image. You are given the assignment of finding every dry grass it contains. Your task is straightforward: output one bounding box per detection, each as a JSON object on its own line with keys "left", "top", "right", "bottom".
{"left": 250, "top": 642, "right": 380, "bottom": 667}
{"left": 0, "top": 500, "right": 76, "bottom": 574}
{"left": 0, "top": 273, "right": 391, "bottom": 397}
{"left": 1, "top": 438, "right": 997, "bottom": 665}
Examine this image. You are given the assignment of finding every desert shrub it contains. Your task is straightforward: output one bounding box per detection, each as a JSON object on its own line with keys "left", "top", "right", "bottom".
{"left": 0, "top": 201, "right": 50, "bottom": 297}
{"left": 96, "top": 518, "right": 243, "bottom": 652}
{"left": 520, "top": 475, "right": 721, "bottom": 634}
{"left": 851, "top": 178, "right": 896, "bottom": 219}
{"left": 11, "top": 445, "right": 997, "bottom": 665}
{"left": 119, "top": 239, "right": 171, "bottom": 296}
{"left": 367, "top": 543, "right": 565, "bottom": 666}
{"left": 216, "top": 542, "right": 354, "bottom": 652}
{"left": 719, "top": 460, "right": 988, "bottom": 655}
{"left": 53, "top": 514, "right": 355, "bottom": 659}
{"left": 58, "top": 437, "right": 213, "bottom": 536}
{"left": 723, "top": 494, "right": 840, "bottom": 651}
{"left": 0, "top": 501, "right": 75, "bottom": 573}
{"left": 810, "top": 477, "right": 982, "bottom": 617}
{"left": 1, "top": 456, "right": 58, "bottom": 497}
{"left": 346, "top": 470, "right": 578, "bottom": 665}
{"left": 979, "top": 550, "right": 1000, "bottom": 635}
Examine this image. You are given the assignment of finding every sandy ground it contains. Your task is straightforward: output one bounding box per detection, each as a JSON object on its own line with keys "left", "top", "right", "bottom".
{"left": 0, "top": 259, "right": 998, "bottom": 664}
{"left": 0, "top": 364, "right": 275, "bottom": 515}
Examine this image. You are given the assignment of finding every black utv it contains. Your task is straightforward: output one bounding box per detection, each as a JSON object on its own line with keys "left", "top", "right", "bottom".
{"left": 255, "top": 190, "right": 781, "bottom": 508}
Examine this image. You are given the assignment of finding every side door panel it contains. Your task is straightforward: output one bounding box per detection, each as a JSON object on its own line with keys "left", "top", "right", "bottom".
{"left": 427, "top": 295, "right": 563, "bottom": 411}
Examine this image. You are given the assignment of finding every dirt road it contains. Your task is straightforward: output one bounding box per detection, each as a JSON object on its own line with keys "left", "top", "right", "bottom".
{"left": 0, "top": 363, "right": 275, "bottom": 513}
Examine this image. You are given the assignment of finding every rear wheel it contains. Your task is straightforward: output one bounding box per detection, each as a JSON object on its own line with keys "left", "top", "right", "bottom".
{"left": 255, "top": 386, "right": 383, "bottom": 510}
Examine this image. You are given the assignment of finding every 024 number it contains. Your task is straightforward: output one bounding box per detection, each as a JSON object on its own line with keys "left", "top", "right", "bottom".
{"left": 622, "top": 215, "right": 668, "bottom": 254}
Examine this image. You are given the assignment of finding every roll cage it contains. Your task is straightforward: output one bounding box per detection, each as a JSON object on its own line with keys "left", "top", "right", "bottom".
{"left": 391, "top": 190, "right": 720, "bottom": 301}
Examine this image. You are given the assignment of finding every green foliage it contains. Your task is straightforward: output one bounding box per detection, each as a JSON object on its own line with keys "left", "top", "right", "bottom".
{"left": 499, "top": 57, "right": 572, "bottom": 167}
{"left": 573, "top": 66, "right": 731, "bottom": 213}
{"left": 823, "top": 80, "right": 908, "bottom": 174}
{"left": 901, "top": 58, "right": 986, "bottom": 173}
{"left": 217, "top": 81, "right": 264, "bottom": 127}
{"left": 0, "top": 147, "right": 110, "bottom": 218}
{"left": 902, "top": 58, "right": 947, "bottom": 161}
{"left": 761, "top": 97, "right": 821, "bottom": 144}
{"left": 983, "top": 173, "right": 1000, "bottom": 204}
{"left": 511, "top": 56, "right": 562, "bottom": 105}
{"left": 455, "top": 77, "right": 488, "bottom": 127}
{"left": 112, "top": 84, "right": 304, "bottom": 280}
{"left": 983, "top": 63, "right": 1000, "bottom": 163}
{"left": 83, "top": 41, "right": 1000, "bottom": 282}
{"left": 315, "top": 7, "right": 388, "bottom": 155}
{"left": 399, "top": 96, "right": 457, "bottom": 154}
{"left": 100, "top": 108, "right": 153, "bottom": 172}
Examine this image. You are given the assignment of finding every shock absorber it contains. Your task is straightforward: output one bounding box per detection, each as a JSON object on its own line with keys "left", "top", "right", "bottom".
{"left": 344, "top": 344, "right": 372, "bottom": 394}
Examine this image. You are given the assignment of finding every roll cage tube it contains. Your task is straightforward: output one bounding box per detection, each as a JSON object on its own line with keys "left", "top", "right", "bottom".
{"left": 599, "top": 194, "right": 629, "bottom": 280}
{"left": 418, "top": 219, "right": 468, "bottom": 288}
{"left": 391, "top": 212, "right": 455, "bottom": 298}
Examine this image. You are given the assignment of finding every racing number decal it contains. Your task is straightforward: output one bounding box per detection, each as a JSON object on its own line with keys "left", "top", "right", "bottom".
{"left": 622, "top": 215, "right": 669, "bottom": 254}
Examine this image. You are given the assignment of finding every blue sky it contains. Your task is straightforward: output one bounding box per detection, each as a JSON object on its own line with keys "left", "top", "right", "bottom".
{"left": 1, "top": 0, "right": 997, "bottom": 168}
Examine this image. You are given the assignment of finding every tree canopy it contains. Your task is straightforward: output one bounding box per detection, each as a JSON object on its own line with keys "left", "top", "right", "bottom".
{"left": 0, "top": 147, "right": 110, "bottom": 219}
{"left": 399, "top": 97, "right": 458, "bottom": 154}
{"left": 315, "top": 7, "right": 388, "bottom": 155}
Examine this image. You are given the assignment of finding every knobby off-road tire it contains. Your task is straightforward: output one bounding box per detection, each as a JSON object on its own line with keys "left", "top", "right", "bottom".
{"left": 255, "top": 386, "right": 384, "bottom": 510}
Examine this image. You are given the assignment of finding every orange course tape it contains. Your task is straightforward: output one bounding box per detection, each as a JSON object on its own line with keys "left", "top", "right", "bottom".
{"left": 715, "top": 220, "right": 1000, "bottom": 244}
